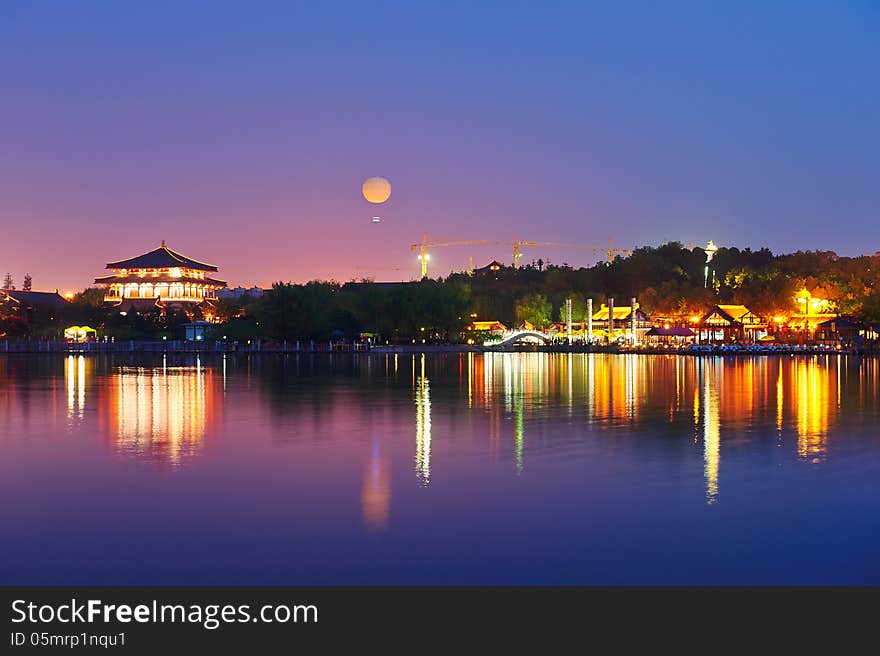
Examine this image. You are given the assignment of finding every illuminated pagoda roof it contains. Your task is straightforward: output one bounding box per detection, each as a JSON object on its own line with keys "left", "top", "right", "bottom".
{"left": 105, "top": 241, "right": 218, "bottom": 272}
{"left": 95, "top": 241, "right": 226, "bottom": 306}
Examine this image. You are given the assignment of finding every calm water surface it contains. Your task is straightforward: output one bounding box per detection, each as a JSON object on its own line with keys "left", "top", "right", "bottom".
{"left": 1, "top": 352, "right": 879, "bottom": 584}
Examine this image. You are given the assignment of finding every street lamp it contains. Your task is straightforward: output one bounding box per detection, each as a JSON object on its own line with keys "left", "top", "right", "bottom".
{"left": 796, "top": 288, "right": 811, "bottom": 341}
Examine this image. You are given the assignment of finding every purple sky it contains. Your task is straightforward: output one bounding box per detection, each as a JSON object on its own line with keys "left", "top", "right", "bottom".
{"left": 1, "top": 1, "right": 878, "bottom": 292}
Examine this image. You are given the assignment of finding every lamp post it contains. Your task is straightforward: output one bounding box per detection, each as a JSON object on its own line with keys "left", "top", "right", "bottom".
{"left": 631, "top": 297, "right": 637, "bottom": 346}
{"left": 565, "top": 298, "right": 572, "bottom": 345}
{"left": 587, "top": 298, "right": 593, "bottom": 343}
{"left": 608, "top": 297, "right": 614, "bottom": 344}
{"left": 796, "top": 289, "right": 810, "bottom": 344}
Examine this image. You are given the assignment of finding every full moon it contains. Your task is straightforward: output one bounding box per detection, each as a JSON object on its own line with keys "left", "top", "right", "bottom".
{"left": 362, "top": 177, "right": 392, "bottom": 204}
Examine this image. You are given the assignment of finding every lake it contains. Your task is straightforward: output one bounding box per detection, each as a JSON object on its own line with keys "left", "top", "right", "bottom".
{"left": 1, "top": 352, "right": 878, "bottom": 584}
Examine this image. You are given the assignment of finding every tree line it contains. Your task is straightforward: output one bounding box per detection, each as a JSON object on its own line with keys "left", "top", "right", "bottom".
{"left": 4, "top": 242, "right": 880, "bottom": 341}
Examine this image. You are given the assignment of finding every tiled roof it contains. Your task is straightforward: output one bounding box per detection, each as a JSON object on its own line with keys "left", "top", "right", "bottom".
{"left": 106, "top": 243, "right": 218, "bottom": 272}
{"left": 1, "top": 290, "right": 69, "bottom": 307}
{"left": 591, "top": 304, "right": 647, "bottom": 321}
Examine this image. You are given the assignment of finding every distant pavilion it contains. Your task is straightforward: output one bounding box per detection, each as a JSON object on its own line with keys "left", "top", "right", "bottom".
{"left": 95, "top": 241, "right": 226, "bottom": 310}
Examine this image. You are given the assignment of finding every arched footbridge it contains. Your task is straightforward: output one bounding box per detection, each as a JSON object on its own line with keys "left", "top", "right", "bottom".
{"left": 486, "top": 330, "right": 552, "bottom": 347}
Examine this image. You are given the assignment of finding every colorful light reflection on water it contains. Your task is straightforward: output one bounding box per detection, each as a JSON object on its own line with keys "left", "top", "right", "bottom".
{"left": 1, "top": 353, "right": 879, "bottom": 584}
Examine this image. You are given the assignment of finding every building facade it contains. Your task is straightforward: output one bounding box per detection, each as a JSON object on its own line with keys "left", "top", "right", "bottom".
{"left": 591, "top": 302, "right": 652, "bottom": 343}
{"left": 95, "top": 242, "right": 226, "bottom": 309}
{"left": 699, "top": 304, "right": 767, "bottom": 342}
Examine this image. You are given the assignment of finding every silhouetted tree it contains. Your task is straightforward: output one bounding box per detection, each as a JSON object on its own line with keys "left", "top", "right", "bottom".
{"left": 516, "top": 293, "right": 552, "bottom": 328}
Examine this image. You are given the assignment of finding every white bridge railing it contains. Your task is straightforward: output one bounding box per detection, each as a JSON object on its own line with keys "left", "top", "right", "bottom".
{"left": 483, "top": 330, "right": 551, "bottom": 347}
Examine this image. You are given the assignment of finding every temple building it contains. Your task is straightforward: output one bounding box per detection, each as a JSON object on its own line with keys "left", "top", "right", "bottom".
{"left": 95, "top": 242, "right": 226, "bottom": 313}
{"left": 472, "top": 260, "right": 504, "bottom": 277}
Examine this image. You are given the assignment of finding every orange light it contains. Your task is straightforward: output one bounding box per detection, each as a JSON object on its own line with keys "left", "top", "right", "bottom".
{"left": 63, "top": 291, "right": 75, "bottom": 300}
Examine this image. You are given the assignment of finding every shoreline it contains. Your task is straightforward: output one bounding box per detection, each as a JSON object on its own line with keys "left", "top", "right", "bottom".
{"left": 0, "top": 343, "right": 864, "bottom": 357}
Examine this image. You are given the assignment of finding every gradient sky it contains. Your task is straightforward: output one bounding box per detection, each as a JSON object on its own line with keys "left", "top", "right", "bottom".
{"left": 1, "top": 1, "right": 878, "bottom": 291}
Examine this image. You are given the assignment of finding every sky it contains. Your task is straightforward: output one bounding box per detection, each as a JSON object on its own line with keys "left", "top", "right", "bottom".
{"left": 1, "top": 1, "right": 878, "bottom": 291}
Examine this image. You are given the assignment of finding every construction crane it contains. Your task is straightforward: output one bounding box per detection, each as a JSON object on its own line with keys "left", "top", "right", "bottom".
{"left": 412, "top": 233, "right": 537, "bottom": 276}
{"left": 354, "top": 264, "right": 403, "bottom": 279}
{"left": 516, "top": 237, "right": 632, "bottom": 265}
{"left": 410, "top": 233, "right": 504, "bottom": 278}
{"left": 511, "top": 233, "right": 537, "bottom": 268}
{"left": 410, "top": 233, "right": 633, "bottom": 278}
{"left": 602, "top": 238, "right": 632, "bottom": 263}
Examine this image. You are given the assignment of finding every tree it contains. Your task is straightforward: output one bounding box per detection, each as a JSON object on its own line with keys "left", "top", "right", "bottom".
{"left": 22, "top": 273, "right": 32, "bottom": 291}
{"left": 214, "top": 296, "right": 249, "bottom": 323}
{"left": 2, "top": 273, "right": 14, "bottom": 290}
{"left": 0, "top": 296, "right": 28, "bottom": 336}
{"left": 67, "top": 288, "right": 110, "bottom": 329}
{"left": 556, "top": 292, "right": 587, "bottom": 322}
{"left": 253, "top": 281, "right": 344, "bottom": 340}
{"left": 860, "top": 292, "right": 880, "bottom": 322}
{"left": 516, "top": 293, "right": 552, "bottom": 328}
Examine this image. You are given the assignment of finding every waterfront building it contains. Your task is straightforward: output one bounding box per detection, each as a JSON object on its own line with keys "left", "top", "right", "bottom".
{"left": 467, "top": 320, "right": 508, "bottom": 336}
{"left": 0, "top": 290, "right": 70, "bottom": 331}
{"left": 547, "top": 321, "right": 585, "bottom": 338}
{"left": 815, "top": 316, "right": 859, "bottom": 346}
{"left": 95, "top": 241, "right": 226, "bottom": 314}
{"left": 699, "top": 305, "right": 767, "bottom": 343}
{"left": 1, "top": 289, "right": 69, "bottom": 311}
{"left": 785, "top": 313, "right": 838, "bottom": 338}
{"left": 591, "top": 302, "right": 651, "bottom": 343}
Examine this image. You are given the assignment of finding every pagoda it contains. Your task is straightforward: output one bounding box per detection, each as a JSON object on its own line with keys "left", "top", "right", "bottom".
{"left": 95, "top": 241, "right": 226, "bottom": 310}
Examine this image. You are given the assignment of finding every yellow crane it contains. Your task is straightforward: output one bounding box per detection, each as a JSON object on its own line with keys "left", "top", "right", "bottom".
{"left": 411, "top": 233, "right": 505, "bottom": 278}
{"left": 511, "top": 233, "right": 537, "bottom": 268}
{"left": 411, "top": 233, "right": 632, "bottom": 278}
{"left": 354, "top": 264, "right": 403, "bottom": 279}
{"left": 603, "top": 237, "right": 632, "bottom": 262}
{"left": 521, "top": 237, "right": 632, "bottom": 264}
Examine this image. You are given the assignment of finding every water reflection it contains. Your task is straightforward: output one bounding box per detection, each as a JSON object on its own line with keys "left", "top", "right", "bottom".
{"left": 794, "top": 359, "right": 831, "bottom": 461}
{"left": 102, "top": 357, "right": 220, "bottom": 467}
{"left": 459, "top": 353, "right": 859, "bottom": 502}
{"left": 4, "top": 352, "right": 869, "bottom": 492}
{"left": 65, "top": 355, "right": 90, "bottom": 421}
{"left": 776, "top": 362, "right": 784, "bottom": 435}
{"left": 6, "top": 351, "right": 880, "bottom": 584}
{"left": 414, "top": 354, "right": 431, "bottom": 486}
{"left": 514, "top": 394, "right": 524, "bottom": 475}
{"left": 702, "top": 361, "right": 720, "bottom": 504}
{"left": 362, "top": 440, "right": 391, "bottom": 531}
